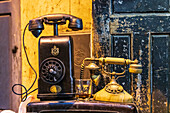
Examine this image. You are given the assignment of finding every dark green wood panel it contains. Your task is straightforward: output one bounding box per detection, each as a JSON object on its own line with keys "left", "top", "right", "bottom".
{"left": 92, "top": 0, "right": 110, "bottom": 57}
{"left": 93, "top": 0, "right": 170, "bottom": 113}
{"left": 112, "top": 35, "right": 131, "bottom": 93}
{"left": 113, "top": 0, "right": 169, "bottom": 13}
{"left": 133, "top": 32, "right": 150, "bottom": 113}
{"left": 110, "top": 15, "right": 170, "bottom": 113}
{"left": 152, "top": 35, "right": 169, "bottom": 113}
{"left": 110, "top": 15, "right": 170, "bottom": 33}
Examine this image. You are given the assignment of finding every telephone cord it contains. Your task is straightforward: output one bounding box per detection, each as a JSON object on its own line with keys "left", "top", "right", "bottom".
{"left": 12, "top": 23, "right": 38, "bottom": 102}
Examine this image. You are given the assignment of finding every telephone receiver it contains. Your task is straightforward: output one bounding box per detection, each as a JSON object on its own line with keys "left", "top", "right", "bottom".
{"left": 28, "top": 14, "right": 83, "bottom": 37}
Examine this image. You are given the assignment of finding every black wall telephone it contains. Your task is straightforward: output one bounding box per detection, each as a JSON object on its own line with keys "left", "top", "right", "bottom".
{"left": 29, "top": 14, "right": 83, "bottom": 100}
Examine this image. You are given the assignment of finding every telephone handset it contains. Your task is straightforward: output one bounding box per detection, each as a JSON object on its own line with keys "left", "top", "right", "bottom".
{"left": 28, "top": 14, "right": 83, "bottom": 37}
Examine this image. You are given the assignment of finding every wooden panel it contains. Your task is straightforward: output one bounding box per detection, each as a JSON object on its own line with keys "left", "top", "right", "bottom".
{"left": 0, "top": 1, "right": 10, "bottom": 14}
{"left": 92, "top": 0, "right": 110, "bottom": 57}
{"left": 92, "top": 0, "right": 170, "bottom": 113}
{"left": 0, "top": 15, "right": 11, "bottom": 109}
{"left": 109, "top": 15, "right": 170, "bottom": 113}
{"left": 112, "top": 35, "right": 131, "bottom": 92}
{"left": 0, "top": 0, "right": 21, "bottom": 111}
{"left": 110, "top": 15, "right": 170, "bottom": 34}
{"left": 60, "top": 33, "right": 91, "bottom": 79}
{"left": 152, "top": 35, "right": 169, "bottom": 113}
{"left": 10, "top": 0, "right": 21, "bottom": 111}
{"left": 113, "top": 0, "right": 169, "bottom": 13}
{"left": 109, "top": 15, "right": 170, "bottom": 112}
{"left": 72, "top": 34, "right": 91, "bottom": 79}
{"left": 133, "top": 32, "right": 150, "bottom": 113}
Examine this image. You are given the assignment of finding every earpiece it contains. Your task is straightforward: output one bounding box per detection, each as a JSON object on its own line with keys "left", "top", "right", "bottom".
{"left": 29, "top": 18, "right": 44, "bottom": 37}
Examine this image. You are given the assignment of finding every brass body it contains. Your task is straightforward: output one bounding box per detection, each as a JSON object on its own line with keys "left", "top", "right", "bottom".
{"left": 93, "top": 79, "right": 133, "bottom": 103}
{"left": 81, "top": 57, "right": 142, "bottom": 103}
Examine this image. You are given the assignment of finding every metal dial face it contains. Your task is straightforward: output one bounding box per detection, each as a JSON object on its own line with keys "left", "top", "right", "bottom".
{"left": 105, "top": 84, "right": 124, "bottom": 94}
{"left": 40, "top": 58, "right": 65, "bottom": 84}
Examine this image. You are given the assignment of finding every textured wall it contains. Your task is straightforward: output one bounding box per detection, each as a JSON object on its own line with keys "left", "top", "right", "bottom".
{"left": 21, "top": 0, "right": 92, "bottom": 99}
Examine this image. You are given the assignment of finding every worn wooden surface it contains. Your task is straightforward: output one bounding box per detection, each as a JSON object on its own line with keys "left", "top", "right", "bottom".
{"left": 113, "top": 0, "right": 169, "bottom": 13}
{"left": 112, "top": 35, "right": 131, "bottom": 93}
{"left": 59, "top": 33, "right": 91, "bottom": 79}
{"left": 0, "top": 15, "right": 11, "bottom": 110}
{"left": 21, "top": 0, "right": 92, "bottom": 99}
{"left": 0, "top": 0, "right": 21, "bottom": 112}
{"left": 11, "top": 0, "right": 21, "bottom": 111}
{"left": 0, "top": 1, "right": 11, "bottom": 14}
{"left": 72, "top": 34, "right": 91, "bottom": 79}
{"left": 93, "top": 0, "right": 170, "bottom": 113}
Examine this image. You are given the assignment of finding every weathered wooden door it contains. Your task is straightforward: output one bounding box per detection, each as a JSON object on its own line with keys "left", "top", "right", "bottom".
{"left": 93, "top": 0, "right": 170, "bottom": 113}
{"left": 0, "top": 0, "right": 21, "bottom": 112}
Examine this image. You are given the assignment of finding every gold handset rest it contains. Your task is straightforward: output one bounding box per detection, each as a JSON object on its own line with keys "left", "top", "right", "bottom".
{"left": 129, "top": 64, "right": 142, "bottom": 74}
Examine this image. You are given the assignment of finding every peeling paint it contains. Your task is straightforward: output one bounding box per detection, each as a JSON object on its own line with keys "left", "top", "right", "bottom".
{"left": 93, "top": 0, "right": 170, "bottom": 112}
{"left": 114, "top": 0, "right": 169, "bottom": 13}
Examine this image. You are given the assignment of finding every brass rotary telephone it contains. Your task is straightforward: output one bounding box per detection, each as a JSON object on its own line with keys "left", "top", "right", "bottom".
{"left": 80, "top": 57, "right": 142, "bottom": 103}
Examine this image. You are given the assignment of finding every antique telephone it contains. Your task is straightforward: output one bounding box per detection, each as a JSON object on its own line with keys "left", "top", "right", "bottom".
{"left": 30, "top": 14, "right": 83, "bottom": 100}
{"left": 80, "top": 57, "right": 142, "bottom": 102}
{"left": 12, "top": 14, "right": 83, "bottom": 101}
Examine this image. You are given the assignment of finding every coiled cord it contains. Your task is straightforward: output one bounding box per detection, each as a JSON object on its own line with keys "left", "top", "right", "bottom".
{"left": 12, "top": 23, "right": 38, "bottom": 102}
{"left": 80, "top": 63, "right": 85, "bottom": 79}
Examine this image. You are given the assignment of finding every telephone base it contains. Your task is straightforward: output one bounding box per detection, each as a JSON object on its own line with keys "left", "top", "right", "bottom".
{"left": 93, "top": 79, "right": 133, "bottom": 103}
{"left": 37, "top": 93, "right": 75, "bottom": 101}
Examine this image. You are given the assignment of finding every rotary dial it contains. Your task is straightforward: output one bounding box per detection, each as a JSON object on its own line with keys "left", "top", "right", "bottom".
{"left": 40, "top": 58, "right": 65, "bottom": 84}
